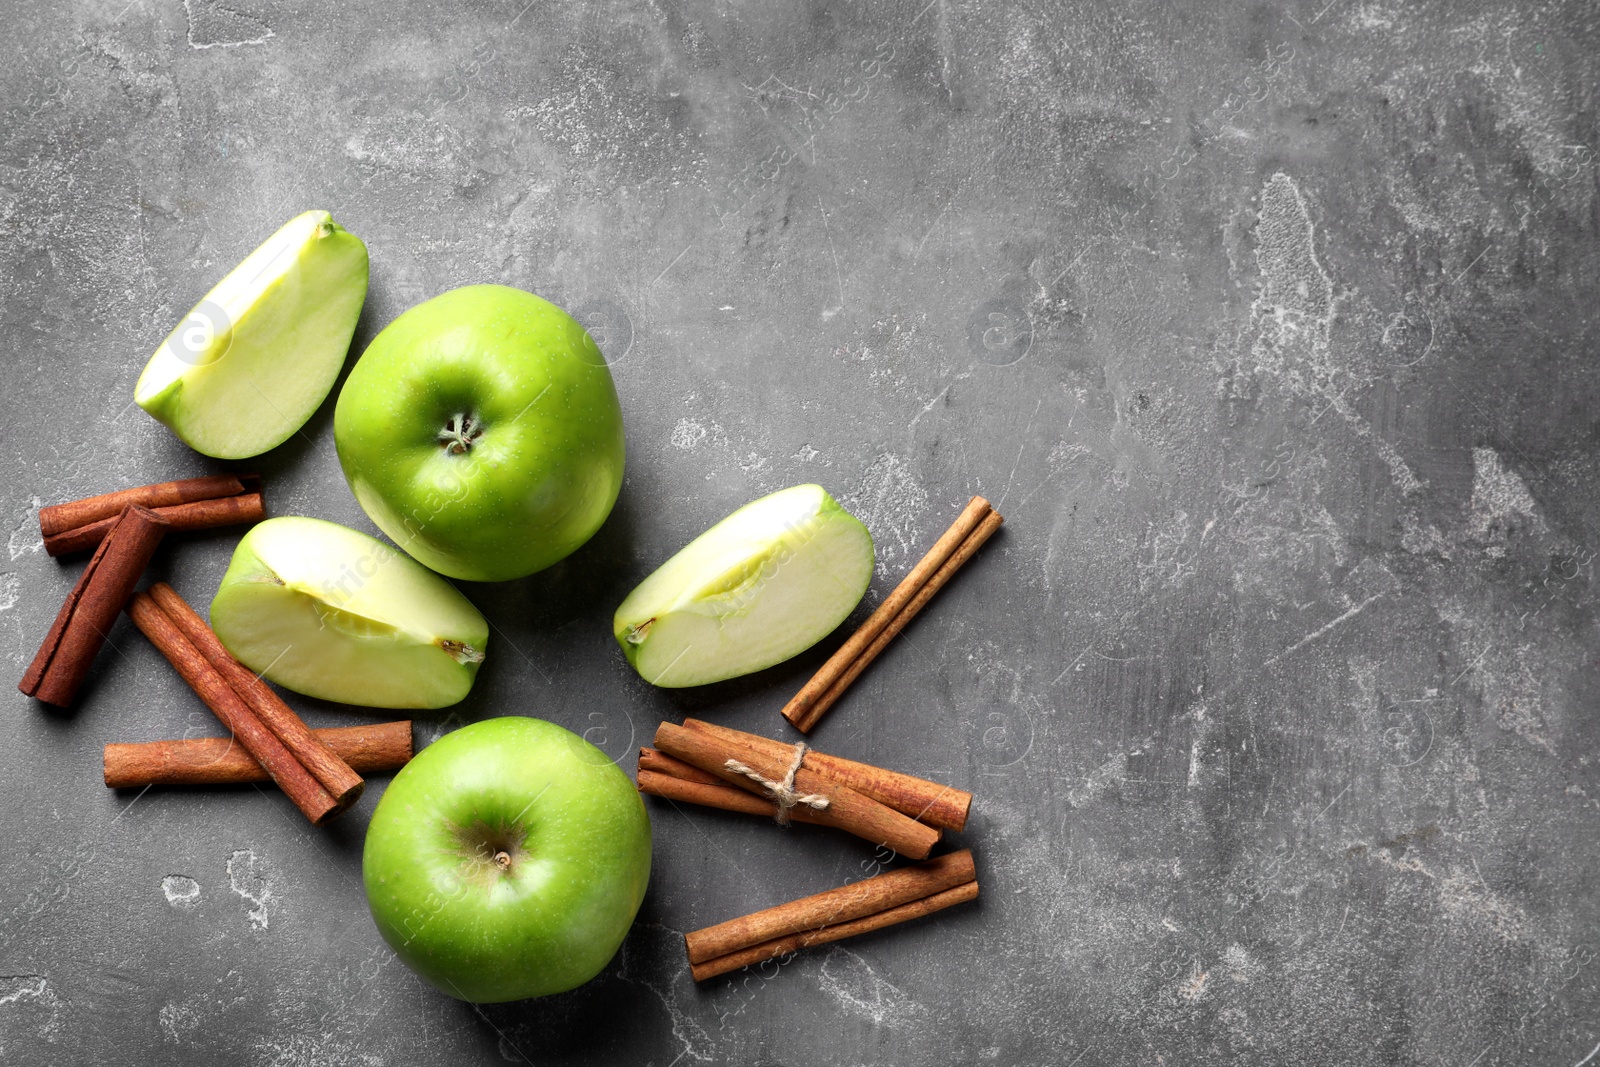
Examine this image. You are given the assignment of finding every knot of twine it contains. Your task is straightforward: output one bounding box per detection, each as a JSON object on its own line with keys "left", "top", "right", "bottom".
{"left": 725, "top": 742, "right": 830, "bottom": 826}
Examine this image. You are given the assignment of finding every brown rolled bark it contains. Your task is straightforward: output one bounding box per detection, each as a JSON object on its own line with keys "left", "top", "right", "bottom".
{"left": 146, "top": 582, "right": 363, "bottom": 806}
{"left": 639, "top": 746, "right": 724, "bottom": 786}
{"left": 782, "top": 497, "right": 1003, "bottom": 733}
{"left": 40, "top": 474, "right": 258, "bottom": 534}
{"left": 127, "top": 592, "right": 343, "bottom": 825}
{"left": 105, "top": 721, "right": 413, "bottom": 788}
{"left": 637, "top": 766, "right": 832, "bottom": 827}
{"left": 691, "top": 880, "right": 980, "bottom": 981}
{"left": 799, "top": 509, "right": 1004, "bottom": 732}
{"left": 653, "top": 721, "right": 940, "bottom": 859}
{"left": 682, "top": 719, "right": 971, "bottom": 832}
{"left": 40, "top": 474, "right": 263, "bottom": 556}
{"left": 20, "top": 505, "right": 169, "bottom": 707}
{"left": 47, "top": 493, "right": 264, "bottom": 556}
{"left": 685, "top": 849, "right": 978, "bottom": 975}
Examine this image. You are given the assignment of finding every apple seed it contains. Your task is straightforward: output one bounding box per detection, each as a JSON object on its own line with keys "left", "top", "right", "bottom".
{"left": 437, "top": 638, "right": 486, "bottom": 665}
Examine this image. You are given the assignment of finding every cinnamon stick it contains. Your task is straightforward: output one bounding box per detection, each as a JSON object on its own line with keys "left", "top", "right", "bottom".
{"left": 783, "top": 498, "right": 1003, "bottom": 733}
{"left": 40, "top": 474, "right": 259, "bottom": 537}
{"left": 105, "top": 721, "right": 412, "bottom": 788}
{"left": 796, "top": 509, "right": 1004, "bottom": 733}
{"left": 127, "top": 592, "right": 343, "bottom": 825}
{"left": 653, "top": 722, "right": 940, "bottom": 859}
{"left": 639, "top": 746, "right": 725, "bottom": 786}
{"left": 637, "top": 769, "right": 834, "bottom": 827}
{"left": 685, "top": 849, "right": 977, "bottom": 978}
{"left": 692, "top": 880, "right": 980, "bottom": 981}
{"left": 682, "top": 719, "right": 972, "bottom": 832}
{"left": 20, "top": 505, "right": 168, "bottom": 707}
{"left": 46, "top": 493, "right": 264, "bottom": 556}
{"left": 147, "top": 582, "right": 363, "bottom": 806}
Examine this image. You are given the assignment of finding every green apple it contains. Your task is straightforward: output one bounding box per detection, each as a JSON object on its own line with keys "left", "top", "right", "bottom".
{"left": 135, "top": 210, "right": 369, "bottom": 459}
{"left": 332, "top": 284, "right": 625, "bottom": 582}
{"left": 364, "top": 716, "right": 651, "bottom": 1002}
{"left": 210, "top": 516, "right": 488, "bottom": 709}
{"left": 614, "top": 484, "right": 874, "bottom": 687}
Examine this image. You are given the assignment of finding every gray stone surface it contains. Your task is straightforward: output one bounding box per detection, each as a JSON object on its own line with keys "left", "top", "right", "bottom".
{"left": 3, "top": 0, "right": 1599, "bottom": 1062}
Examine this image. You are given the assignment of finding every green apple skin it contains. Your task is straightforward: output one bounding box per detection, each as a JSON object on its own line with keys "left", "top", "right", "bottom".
{"left": 614, "top": 484, "right": 875, "bottom": 687}
{"left": 136, "top": 210, "right": 369, "bottom": 460}
{"left": 210, "top": 516, "right": 488, "bottom": 709}
{"left": 333, "top": 285, "right": 625, "bottom": 582}
{"left": 363, "top": 717, "right": 651, "bottom": 1003}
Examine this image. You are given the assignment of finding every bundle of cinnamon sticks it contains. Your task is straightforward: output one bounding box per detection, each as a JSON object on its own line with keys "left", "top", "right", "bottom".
{"left": 641, "top": 719, "right": 970, "bottom": 847}
{"left": 19, "top": 475, "right": 406, "bottom": 824}
{"left": 782, "top": 495, "right": 1002, "bottom": 733}
{"left": 39, "top": 473, "right": 264, "bottom": 556}
{"left": 127, "top": 583, "right": 366, "bottom": 824}
{"left": 639, "top": 719, "right": 981, "bottom": 978}
{"left": 686, "top": 850, "right": 979, "bottom": 981}
{"left": 20, "top": 475, "right": 267, "bottom": 703}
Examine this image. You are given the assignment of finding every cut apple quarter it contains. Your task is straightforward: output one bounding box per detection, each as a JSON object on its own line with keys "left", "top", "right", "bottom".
{"left": 135, "top": 210, "right": 369, "bottom": 459}
{"left": 210, "top": 517, "right": 488, "bottom": 709}
{"left": 614, "top": 484, "right": 874, "bottom": 688}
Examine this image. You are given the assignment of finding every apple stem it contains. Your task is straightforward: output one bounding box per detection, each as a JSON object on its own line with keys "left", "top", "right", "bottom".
{"left": 493, "top": 850, "right": 512, "bottom": 871}
{"left": 438, "top": 412, "right": 484, "bottom": 455}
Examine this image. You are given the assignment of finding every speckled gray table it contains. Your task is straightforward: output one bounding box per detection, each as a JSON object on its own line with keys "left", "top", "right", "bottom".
{"left": 4, "top": 1, "right": 1599, "bottom": 1063}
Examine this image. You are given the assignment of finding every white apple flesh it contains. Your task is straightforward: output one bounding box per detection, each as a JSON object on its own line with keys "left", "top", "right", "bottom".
{"left": 210, "top": 517, "right": 488, "bottom": 708}
{"left": 614, "top": 484, "right": 874, "bottom": 687}
{"left": 135, "top": 210, "right": 369, "bottom": 459}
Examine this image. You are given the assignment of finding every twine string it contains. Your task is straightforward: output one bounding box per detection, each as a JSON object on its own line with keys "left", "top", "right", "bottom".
{"left": 724, "top": 741, "right": 830, "bottom": 826}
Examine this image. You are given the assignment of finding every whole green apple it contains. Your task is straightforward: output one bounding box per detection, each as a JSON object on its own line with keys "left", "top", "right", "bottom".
{"left": 334, "top": 285, "right": 625, "bottom": 582}
{"left": 364, "top": 717, "right": 651, "bottom": 1003}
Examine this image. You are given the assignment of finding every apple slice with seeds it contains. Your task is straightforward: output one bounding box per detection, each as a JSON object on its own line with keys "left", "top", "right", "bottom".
{"left": 614, "top": 484, "right": 874, "bottom": 688}
{"left": 210, "top": 517, "right": 488, "bottom": 709}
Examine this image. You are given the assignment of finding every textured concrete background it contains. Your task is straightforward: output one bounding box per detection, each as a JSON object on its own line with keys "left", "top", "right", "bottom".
{"left": 4, "top": 0, "right": 1600, "bottom": 1063}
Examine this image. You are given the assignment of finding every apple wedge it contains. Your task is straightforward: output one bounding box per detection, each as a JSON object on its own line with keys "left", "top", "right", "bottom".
{"left": 135, "top": 210, "right": 369, "bottom": 459}
{"left": 210, "top": 517, "right": 488, "bottom": 708}
{"left": 614, "top": 484, "right": 874, "bottom": 688}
